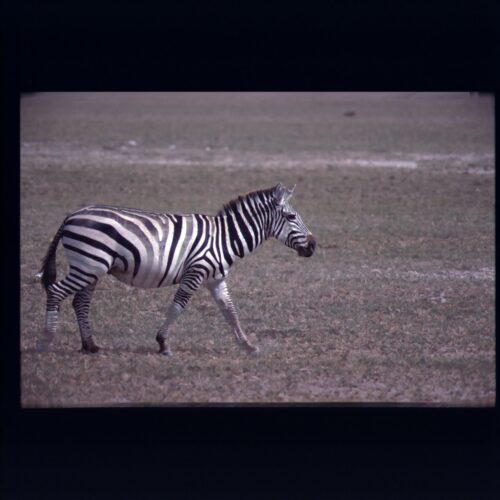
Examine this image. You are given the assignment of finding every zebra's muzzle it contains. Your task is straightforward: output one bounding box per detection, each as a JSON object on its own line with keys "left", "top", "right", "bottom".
{"left": 297, "top": 235, "right": 316, "bottom": 257}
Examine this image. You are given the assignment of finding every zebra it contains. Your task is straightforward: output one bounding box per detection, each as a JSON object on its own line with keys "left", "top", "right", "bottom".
{"left": 37, "top": 183, "right": 317, "bottom": 355}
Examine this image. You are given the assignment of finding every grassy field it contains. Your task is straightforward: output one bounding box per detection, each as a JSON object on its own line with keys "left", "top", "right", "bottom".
{"left": 20, "top": 92, "right": 495, "bottom": 406}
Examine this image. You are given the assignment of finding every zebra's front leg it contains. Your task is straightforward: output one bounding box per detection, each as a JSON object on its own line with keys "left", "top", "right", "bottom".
{"left": 72, "top": 281, "right": 99, "bottom": 353}
{"left": 155, "top": 301, "right": 184, "bottom": 356}
{"left": 206, "top": 279, "right": 259, "bottom": 354}
{"left": 156, "top": 271, "right": 203, "bottom": 356}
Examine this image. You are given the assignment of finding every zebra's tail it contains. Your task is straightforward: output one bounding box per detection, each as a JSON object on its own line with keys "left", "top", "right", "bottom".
{"left": 38, "top": 219, "right": 67, "bottom": 290}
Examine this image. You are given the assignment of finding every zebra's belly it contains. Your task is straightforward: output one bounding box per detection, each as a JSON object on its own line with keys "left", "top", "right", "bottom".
{"left": 109, "top": 259, "right": 180, "bottom": 289}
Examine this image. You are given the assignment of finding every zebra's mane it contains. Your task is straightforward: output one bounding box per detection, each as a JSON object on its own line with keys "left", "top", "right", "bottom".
{"left": 217, "top": 187, "right": 275, "bottom": 216}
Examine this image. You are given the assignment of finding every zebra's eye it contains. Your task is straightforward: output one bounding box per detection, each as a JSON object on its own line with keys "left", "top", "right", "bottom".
{"left": 285, "top": 213, "right": 296, "bottom": 222}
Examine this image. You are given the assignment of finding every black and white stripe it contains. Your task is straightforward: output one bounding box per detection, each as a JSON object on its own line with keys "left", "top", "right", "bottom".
{"left": 37, "top": 183, "right": 316, "bottom": 355}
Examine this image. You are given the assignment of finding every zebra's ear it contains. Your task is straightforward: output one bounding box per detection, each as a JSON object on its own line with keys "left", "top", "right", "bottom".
{"left": 273, "top": 183, "right": 296, "bottom": 206}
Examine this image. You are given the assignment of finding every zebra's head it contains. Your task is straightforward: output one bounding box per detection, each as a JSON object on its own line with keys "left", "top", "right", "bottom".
{"left": 271, "top": 183, "right": 316, "bottom": 258}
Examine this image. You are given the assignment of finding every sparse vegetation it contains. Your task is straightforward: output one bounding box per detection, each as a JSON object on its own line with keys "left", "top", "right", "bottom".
{"left": 21, "top": 92, "right": 495, "bottom": 406}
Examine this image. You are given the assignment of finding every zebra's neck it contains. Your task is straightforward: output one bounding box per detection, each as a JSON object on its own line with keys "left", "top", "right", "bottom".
{"left": 216, "top": 191, "right": 274, "bottom": 260}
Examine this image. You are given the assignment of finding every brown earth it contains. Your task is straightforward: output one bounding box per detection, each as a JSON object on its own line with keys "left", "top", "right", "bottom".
{"left": 20, "top": 92, "right": 495, "bottom": 406}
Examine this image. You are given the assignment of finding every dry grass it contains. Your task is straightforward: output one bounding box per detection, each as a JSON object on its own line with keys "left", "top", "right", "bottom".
{"left": 20, "top": 92, "right": 495, "bottom": 406}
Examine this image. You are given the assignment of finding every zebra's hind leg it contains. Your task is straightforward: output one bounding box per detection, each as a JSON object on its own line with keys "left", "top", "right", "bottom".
{"left": 72, "top": 281, "right": 100, "bottom": 353}
{"left": 36, "top": 291, "right": 60, "bottom": 352}
{"left": 37, "top": 278, "right": 78, "bottom": 352}
{"left": 206, "top": 279, "right": 259, "bottom": 354}
{"left": 38, "top": 270, "right": 100, "bottom": 353}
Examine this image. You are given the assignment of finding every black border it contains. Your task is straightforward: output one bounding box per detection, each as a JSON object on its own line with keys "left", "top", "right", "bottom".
{"left": 7, "top": 2, "right": 500, "bottom": 91}
{"left": 2, "top": 1, "right": 499, "bottom": 498}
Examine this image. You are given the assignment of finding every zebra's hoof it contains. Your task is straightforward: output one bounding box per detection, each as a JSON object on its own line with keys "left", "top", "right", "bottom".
{"left": 160, "top": 349, "right": 173, "bottom": 357}
{"left": 245, "top": 344, "right": 260, "bottom": 355}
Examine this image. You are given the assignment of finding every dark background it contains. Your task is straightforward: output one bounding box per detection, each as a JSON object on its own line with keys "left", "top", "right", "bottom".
{"left": 3, "top": 1, "right": 499, "bottom": 90}
{"left": 2, "top": 1, "right": 499, "bottom": 498}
